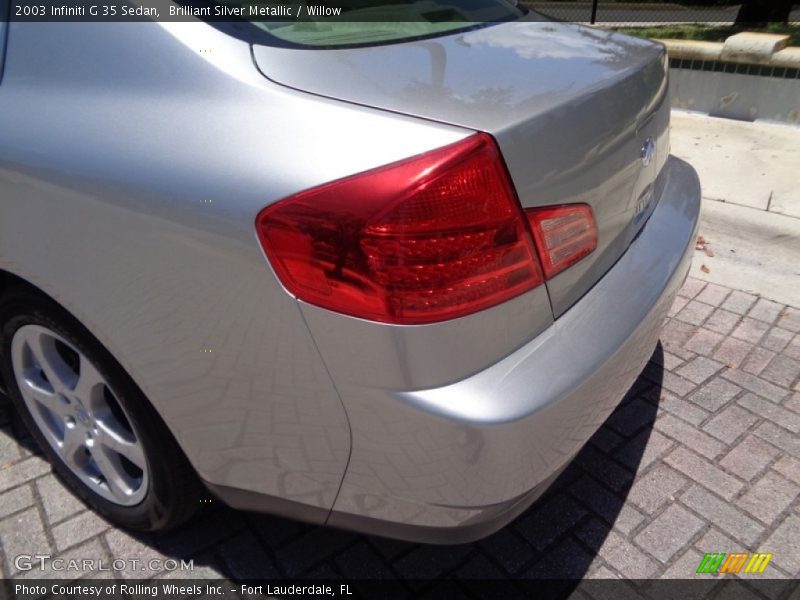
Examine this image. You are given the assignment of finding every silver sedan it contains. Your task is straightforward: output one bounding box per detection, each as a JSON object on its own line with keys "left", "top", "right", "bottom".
{"left": 0, "top": 4, "right": 700, "bottom": 542}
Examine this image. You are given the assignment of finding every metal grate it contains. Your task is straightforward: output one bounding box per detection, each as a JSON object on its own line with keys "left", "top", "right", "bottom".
{"left": 669, "top": 57, "right": 800, "bottom": 78}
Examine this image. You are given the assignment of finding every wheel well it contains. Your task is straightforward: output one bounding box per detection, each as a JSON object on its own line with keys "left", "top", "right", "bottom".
{"left": 0, "top": 269, "right": 200, "bottom": 485}
{"left": 0, "top": 271, "right": 63, "bottom": 393}
{"left": 0, "top": 270, "right": 43, "bottom": 300}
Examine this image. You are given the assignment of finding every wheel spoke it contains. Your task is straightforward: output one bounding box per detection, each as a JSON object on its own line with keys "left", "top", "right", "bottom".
{"left": 90, "top": 444, "right": 134, "bottom": 501}
{"left": 26, "top": 332, "right": 77, "bottom": 394}
{"left": 19, "top": 372, "right": 71, "bottom": 418}
{"left": 60, "top": 426, "right": 86, "bottom": 466}
{"left": 96, "top": 424, "right": 146, "bottom": 470}
{"left": 73, "top": 358, "right": 104, "bottom": 405}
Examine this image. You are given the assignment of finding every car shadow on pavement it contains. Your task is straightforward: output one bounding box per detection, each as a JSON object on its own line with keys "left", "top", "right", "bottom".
{"left": 1, "top": 344, "right": 665, "bottom": 591}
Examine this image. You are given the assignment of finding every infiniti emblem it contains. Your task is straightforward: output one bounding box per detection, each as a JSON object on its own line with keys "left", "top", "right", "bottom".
{"left": 641, "top": 137, "right": 655, "bottom": 167}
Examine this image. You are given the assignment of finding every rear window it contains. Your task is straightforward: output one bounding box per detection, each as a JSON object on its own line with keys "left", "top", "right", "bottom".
{"left": 214, "top": 0, "right": 527, "bottom": 48}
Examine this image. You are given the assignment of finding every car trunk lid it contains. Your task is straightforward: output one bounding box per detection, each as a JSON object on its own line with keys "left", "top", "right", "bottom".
{"left": 251, "top": 19, "right": 670, "bottom": 317}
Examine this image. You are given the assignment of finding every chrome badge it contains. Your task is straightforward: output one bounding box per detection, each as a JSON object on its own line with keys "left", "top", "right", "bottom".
{"left": 641, "top": 137, "right": 656, "bottom": 167}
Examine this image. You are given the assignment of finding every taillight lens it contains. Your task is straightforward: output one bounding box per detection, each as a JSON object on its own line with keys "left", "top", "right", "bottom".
{"left": 526, "top": 204, "right": 598, "bottom": 279}
{"left": 256, "top": 133, "right": 544, "bottom": 324}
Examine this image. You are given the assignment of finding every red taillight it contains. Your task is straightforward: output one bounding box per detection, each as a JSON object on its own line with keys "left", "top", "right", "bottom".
{"left": 256, "top": 133, "right": 544, "bottom": 324}
{"left": 525, "top": 204, "right": 598, "bottom": 279}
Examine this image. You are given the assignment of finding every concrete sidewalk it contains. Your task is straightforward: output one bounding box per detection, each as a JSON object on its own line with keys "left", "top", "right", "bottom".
{"left": 671, "top": 111, "right": 800, "bottom": 308}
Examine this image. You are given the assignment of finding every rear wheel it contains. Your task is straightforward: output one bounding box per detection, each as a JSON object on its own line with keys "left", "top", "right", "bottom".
{"left": 0, "top": 289, "right": 201, "bottom": 531}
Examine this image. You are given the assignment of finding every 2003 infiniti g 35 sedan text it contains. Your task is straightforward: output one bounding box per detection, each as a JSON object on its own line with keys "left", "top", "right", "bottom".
{"left": 0, "top": 1, "right": 700, "bottom": 542}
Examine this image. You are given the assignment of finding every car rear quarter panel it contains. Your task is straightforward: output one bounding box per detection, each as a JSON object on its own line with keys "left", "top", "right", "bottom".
{"left": 0, "top": 22, "right": 479, "bottom": 515}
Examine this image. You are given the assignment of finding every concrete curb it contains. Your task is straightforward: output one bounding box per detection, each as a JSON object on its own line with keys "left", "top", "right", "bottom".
{"left": 659, "top": 36, "right": 800, "bottom": 69}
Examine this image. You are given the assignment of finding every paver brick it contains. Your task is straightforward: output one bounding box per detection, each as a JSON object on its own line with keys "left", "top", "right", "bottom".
{"left": 738, "top": 393, "right": 800, "bottom": 433}
{"left": 570, "top": 476, "right": 626, "bottom": 526}
{"left": 755, "top": 422, "right": 800, "bottom": 458}
{"left": 516, "top": 494, "right": 587, "bottom": 551}
{"left": 675, "top": 356, "right": 725, "bottom": 384}
{"left": 633, "top": 503, "right": 704, "bottom": 563}
{"left": 660, "top": 319, "right": 698, "bottom": 351}
{"left": 35, "top": 474, "right": 85, "bottom": 524}
{"left": 678, "top": 278, "right": 706, "bottom": 300}
{"left": 748, "top": 298, "right": 785, "bottom": 324}
{"left": 627, "top": 464, "right": 687, "bottom": 515}
{"left": 665, "top": 447, "right": 744, "bottom": 500}
{"left": 713, "top": 337, "right": 754, "bottom": 368}
{"left": 736, "top": 471, "right": 799, "bottom": 526}
{"left": 589, "top": 426, "right": 624, "bottom": 454}
{"left": 668, "top": 295, "right": 689, "bottom": 318}
{"left": 786, "top": 335, "right": 800, "bottom": 362}
{"left": 772, "top": 455, "right": 800, "bottom": 485}
{"left": 721, "top": 290, "right": 758, "bottom": 315}
{"left": 760, "top": 355, "right": 800, "bottom": 389}
{"left": 613, "top": 429, "right": 675, "bottom": 472}
{"left": 576, "top": 523, "right": 659, "bottom": 579}
{"left": 575, "top": 447, "right": 634, "bottom": 492}
{"left": 605, "top": 398, "right": 659, "bottom": 438}
{"left": 731, "top": 317, "right": 771, "bottom": 344}
{"left": 776, "top": 306, "right": 800, "bottom": 333}
{"left": 0, "top": 484, "right": 34, "bottom": 520}
{"left": 657, "top": 392, "right": 709, "bottom": 426}
{"left": 219, "top": 532, "right": 280, "bottom": 580}
{"left": 676, "top": 301, "right": 715, "bottom": 326}
{"left": 762, "top": 515, "right": 800, "bottom": 574}
{"left": 660, "top": 371, "right": 697, "bottom": 396}
{"left": 695, "top": 283, "right": 731, "bottom": 307}
{"left": 656, "top": 414, "right": 725, "bottom": 459}
{"left": 660, "top": 548, "right": 716, "bottom": 583}
{"left": 104, "top": 528, "right": 173, "bottom": 579}
{"left": 588, "top": 550, "right": 651, "bottom": 583}
{"left": 662, "top": 352, "right": 685, "bottom": 371}
{"left": 742, "top": 346, "right": 777, "bottom": 376}
{"left": 702, "top": 404, "right": 758, "bottom": 444}
{"left": 723, "top": 369, "right": 789, "bottom": 403}
{"left": 704, "top": 310, "right": 740, "bottom": 336}
{"left": 478, "top": 528, "right": 534, "bottom": 575}
{"left": 720, "top": 435, "right": 781, "bottom": 481}
{"left": 0, "top": 507, "right": 50, "bottom": 575}
{"left": 52, "top": 510, "right": 110, "bottom": 552}
{"left": 613, "top": 504, "right": 646, "bottom": 537}
{"left": 523, "top": 538, "right": 593, "bottom": 579}
{"left": 0, "top": 455, "right": 50, "bottom": 491}
{"left": 683, "top": 327, "right": 724, "bottom": 356}
{"left": 0, "top": 426, "right": 22, "bottom": 464}
{"left": 680, "top": 485, "right": 764, "bottom": 546}
{"left": 762, "top": 327, "right": 795, "bottom": 353}
{"left": 786, "top": 392, "right": 800, "bottom": 414}
{"left": 688, "top": 376, "right": 742, "bottom": 411}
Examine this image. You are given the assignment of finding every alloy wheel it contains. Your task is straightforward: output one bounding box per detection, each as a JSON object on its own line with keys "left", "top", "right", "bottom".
{"left": 10, "top": 324, "right": 149, "bottom": 506}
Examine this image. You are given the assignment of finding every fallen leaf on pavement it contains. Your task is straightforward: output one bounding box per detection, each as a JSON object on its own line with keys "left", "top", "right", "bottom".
{"left": 700, "top": 264, "right": 710, "bottom": 273}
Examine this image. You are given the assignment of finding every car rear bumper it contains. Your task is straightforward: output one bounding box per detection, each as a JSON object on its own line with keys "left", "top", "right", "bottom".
{"left": 323, "top": 156, "right": 701, "bottom": 543}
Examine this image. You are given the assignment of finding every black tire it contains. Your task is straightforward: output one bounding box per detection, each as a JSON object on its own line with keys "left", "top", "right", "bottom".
{"left": 0, "top": 287, "right": 202, "bottom": 531}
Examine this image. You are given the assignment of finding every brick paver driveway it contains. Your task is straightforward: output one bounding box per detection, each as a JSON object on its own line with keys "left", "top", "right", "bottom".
{"left": 1, "top": 278, "right": 799, "bottom": 586}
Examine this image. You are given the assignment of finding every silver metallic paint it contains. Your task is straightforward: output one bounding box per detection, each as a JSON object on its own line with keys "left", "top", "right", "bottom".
{"left": 0, "top": 22, "right": 471, "bottom": 518}
{"left": 0, "top": 20, "right": 701, "bottom": 542}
